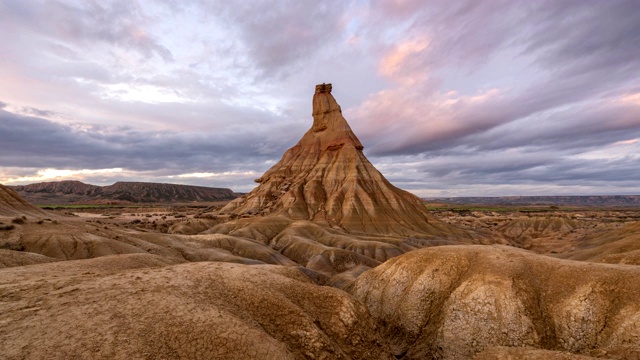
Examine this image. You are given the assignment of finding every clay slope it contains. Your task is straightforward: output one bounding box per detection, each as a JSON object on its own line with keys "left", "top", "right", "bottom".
{"left": 0, "top": 184, "right": 47, "bottom": 217}
{"left": 352, "top": 245, "right": 640, "bottom": 359}
{"left": 9, "top": 180, "right": 237, "bottom": 204}
{"left": 559, "top": 221, "right": 640, "bottom": 265}
{"left": 0, "top": 259, "right": 393, "bottom": 359}
{"left": 221, "top": 84, "right": 454, "bottom": 237}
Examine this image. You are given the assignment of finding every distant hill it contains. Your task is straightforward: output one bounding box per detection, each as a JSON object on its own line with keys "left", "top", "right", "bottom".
{"left": 9, "top": 180, "right": 238, "bottom": 205}
{"left": 423, "top": 195, "right": 640, "bottom": 207}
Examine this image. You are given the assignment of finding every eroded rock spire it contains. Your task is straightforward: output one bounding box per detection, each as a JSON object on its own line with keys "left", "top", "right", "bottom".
{"left": 220, "top": 83, "right": 447, "bottom": 236}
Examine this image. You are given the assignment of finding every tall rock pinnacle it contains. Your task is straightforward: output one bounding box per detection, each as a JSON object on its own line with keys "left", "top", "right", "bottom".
{"left": 221, "top": 83, "right": 446, "bottom": 236}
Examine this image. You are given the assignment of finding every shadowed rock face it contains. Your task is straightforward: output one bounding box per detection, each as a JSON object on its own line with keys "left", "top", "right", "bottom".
{"left": 9, "top": 180, "right": 237, "bottom": 204}
{"left": 0, "top": 184, "right": 47, "bottom": 217}
{"left": 221, "top": 84, "right": 452, "bottom": 237}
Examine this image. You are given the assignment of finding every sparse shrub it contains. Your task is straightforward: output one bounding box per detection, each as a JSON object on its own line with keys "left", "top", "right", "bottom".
{"left": 0, "top": 224, "right": 16, "bottom": 231}
{"left": 0, "top": 241, "right": 22, "bottom": 250}
{"left": 11, "top": 217, "right": 25, "bottom": 224}
{"left": 195, "top": 213, "right": 218, "bottom": 220}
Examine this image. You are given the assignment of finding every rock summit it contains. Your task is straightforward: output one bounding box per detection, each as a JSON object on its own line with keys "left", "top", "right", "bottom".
{"left": 221, "top": 83, "right": 446, "bottom": 236}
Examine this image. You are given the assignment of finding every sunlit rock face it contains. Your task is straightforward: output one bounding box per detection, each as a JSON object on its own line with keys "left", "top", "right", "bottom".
{"left": 352, "top": 245, "right": 640, "bottom": 359}
{"left": 0, "top": 260, "right": 394, "bottom": 359}
{"left": 221, "top": 84, "right": 456, "bottom": 237}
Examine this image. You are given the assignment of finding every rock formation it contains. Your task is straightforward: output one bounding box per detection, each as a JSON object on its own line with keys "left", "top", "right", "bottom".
{"left": 0, "top": 183, "right": 46, "bottom": 217}
{"left": 221, "top": 84, "right": 452, "bottom": 237}
{"left": 0, "top": 258, "right": 393, "bottom": 359}
{"left": 352, "top": 245, "right": 640, "bottom": 359}
{"left": 9, "top": 180, "right": 237, "bottom": 204}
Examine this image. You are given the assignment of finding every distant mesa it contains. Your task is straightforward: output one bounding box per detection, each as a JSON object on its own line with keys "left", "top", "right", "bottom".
{"left": 426, "top": 195, "right": 640, "bottom": 207}
{"left": 9, "top": 181, "right": 238, "bottom": 205}
{"left": 220, "top": 83, "right": 454, "bottom": 237}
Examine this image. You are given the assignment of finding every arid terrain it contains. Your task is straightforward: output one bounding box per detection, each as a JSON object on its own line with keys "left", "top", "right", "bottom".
{"left": 2, "top": 85, "right": 639, "bottom": 359}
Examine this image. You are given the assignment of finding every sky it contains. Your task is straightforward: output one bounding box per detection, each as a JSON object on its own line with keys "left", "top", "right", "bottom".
{"left": 1, "top": 0, "right": 639, "bottom": 197}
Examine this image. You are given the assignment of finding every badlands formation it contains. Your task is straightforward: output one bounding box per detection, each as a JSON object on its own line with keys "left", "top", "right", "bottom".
{"left": 1, "top": 85, "right": 640, "bottom": 359}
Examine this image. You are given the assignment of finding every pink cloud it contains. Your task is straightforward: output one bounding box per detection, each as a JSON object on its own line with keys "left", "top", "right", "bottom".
{"left": 349, "top": 82, "right": 504, "bottom": 154}
{"left": 378, "top": 37, "right": 431, "bottom": 84}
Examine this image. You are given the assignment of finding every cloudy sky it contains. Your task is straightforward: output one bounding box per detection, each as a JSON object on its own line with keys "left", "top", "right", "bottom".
{"left": 1, "top": 0, "right": 639, "bottom": 196}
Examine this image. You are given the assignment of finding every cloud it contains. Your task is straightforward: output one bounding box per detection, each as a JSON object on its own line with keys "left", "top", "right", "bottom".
{"left": 2, "top": 168, "right": 125, "bottom": 184}
{"left": 0, "top": 108, "right": 292, "bottom": 181}
{"left": 199, "top": 0, "right": 352, "bottom": 78}
{"left": 22, "top": 1, "right": 173, "bottom": 61}
{"left": 347, "top": 0, "right": 640, "bottom": 189}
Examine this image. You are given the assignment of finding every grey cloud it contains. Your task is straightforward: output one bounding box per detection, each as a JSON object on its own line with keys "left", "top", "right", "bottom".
{"left": 3, "top": 1, "right": 172, "bottom": 62}
{"left": 0, "top": 109, "right": 289, "bottom": 175}
{"left": 466, "top": 101, "right": 640, "bottom": 153}
{"left": 202, "top": 0, "right": 350, "bottom": 77}
{"left": 39, "top": 0, "right": 173, "bottom": 62}
{"left": 524, "top": 0, "right": 640, "bottom": 77}
{"left": 373, "top": 146, "right": 640, "bottom": 195}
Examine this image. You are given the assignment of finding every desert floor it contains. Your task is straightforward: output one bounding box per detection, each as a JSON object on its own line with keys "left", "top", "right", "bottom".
{"left": 2, "top": 203, "right": 640, "bottom": 359}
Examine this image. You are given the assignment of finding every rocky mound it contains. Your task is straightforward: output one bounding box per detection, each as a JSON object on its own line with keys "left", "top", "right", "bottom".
{"left": 0, "top": 259, "right": 393, "bottom": 359}
{"left": 560, "top": 221, "right": 640, "bottom": 265}
{"left": 221, "top": 83, "right": 454, "bottom": 237}
{"left": 0, "top": 249, "right": 58, "bottom": 268}
{"left": 352, "top": 245, "right": 640, "bottom": 359}
{"left": 0, "top": 184, "right": 47, "bottom": 217}
{"left": 10, "top": 180, "right": 237, "bottom": 204}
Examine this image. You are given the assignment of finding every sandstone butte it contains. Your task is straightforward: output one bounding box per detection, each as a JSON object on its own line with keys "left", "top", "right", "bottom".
{"left": 221, "top": 83, "right": 454, "bottom": 237}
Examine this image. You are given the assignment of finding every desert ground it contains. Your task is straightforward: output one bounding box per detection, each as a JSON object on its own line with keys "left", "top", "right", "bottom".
{"left": 2, "top": 85, "right": 640, "bottom": 359}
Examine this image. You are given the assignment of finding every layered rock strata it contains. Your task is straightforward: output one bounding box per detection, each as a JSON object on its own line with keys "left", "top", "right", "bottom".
{"left": 221, "top": 84, "right": 452, "bottom": 237}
